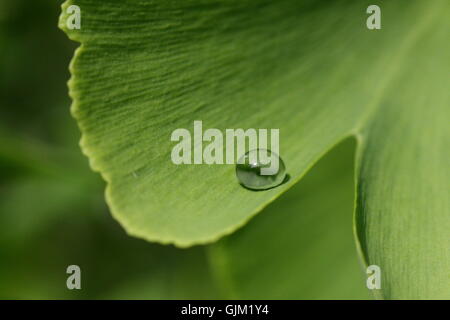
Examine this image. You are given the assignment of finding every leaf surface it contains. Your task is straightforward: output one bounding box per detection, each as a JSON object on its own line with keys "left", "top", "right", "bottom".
{"left": 60, "top": 0, "right": 449, "bottom": 298}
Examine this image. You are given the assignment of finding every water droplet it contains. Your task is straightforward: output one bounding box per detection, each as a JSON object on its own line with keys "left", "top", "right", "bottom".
{"left": 236, "top": 149, "right": 286, "bottom": 191}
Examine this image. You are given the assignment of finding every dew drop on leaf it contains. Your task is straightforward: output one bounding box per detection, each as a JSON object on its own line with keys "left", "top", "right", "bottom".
{"left": 236, "top": 149, "right": 286, "bottom": 191}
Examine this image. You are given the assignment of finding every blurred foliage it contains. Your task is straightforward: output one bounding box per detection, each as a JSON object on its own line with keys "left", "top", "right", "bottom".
{"left": 0, "top": 0, "right": 368, "bottom": 299}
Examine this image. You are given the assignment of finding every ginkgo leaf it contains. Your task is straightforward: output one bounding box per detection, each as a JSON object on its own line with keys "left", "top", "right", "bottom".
{"left": 59, "top": 0, "right": 449, "bottom": 299}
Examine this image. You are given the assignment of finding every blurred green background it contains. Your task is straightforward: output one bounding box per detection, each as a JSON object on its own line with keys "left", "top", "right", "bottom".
{"left": 0, "top": 0, "right": 369, "bottom": 299}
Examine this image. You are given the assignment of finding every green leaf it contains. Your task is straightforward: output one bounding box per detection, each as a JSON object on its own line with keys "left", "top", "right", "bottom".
{"left": 210, "top": 140, "right": 370, "bottom": 299}
{"left": 60, "top": 0, "right": 449, "bottom": 298}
